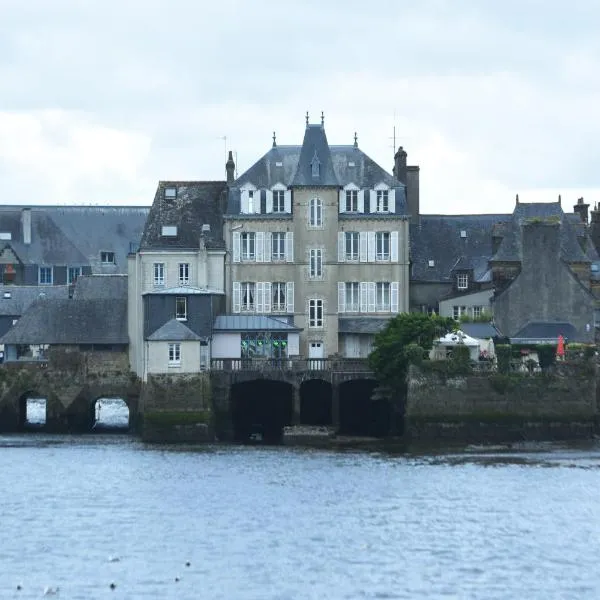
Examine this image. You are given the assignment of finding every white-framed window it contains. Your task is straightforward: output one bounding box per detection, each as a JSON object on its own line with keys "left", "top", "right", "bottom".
{"left": 164, "top": 187, "right": 177, "bottom": 202}
{"left": 39, "top": 267, "right": 53, "bottom": 285}
{"left": 179, "top": 263, "right": 190, "bottom": 285}
{"left": 376, "top": 282, "right": 390, "bottom": 312}
{"left": 101, "top": 251, "right": 115, "bottom": 265}
{"left": 67, "top": 267, "right": 82, "bottom": 284}
{"left": 453, "top": 305, "right": 467, "bottom": 319}
{"left": 241, "top": 282, "right": 255, "bottom": 312}
{"left": 309, "top": 299, "right": 323, "bottom": 328}
{"left": 272, "top": 282, "right": 286, "bottom": 312}
{"left": 457, "top": 273, "right": 469, "bottom": 290}
{"left": 248, "top": 190, "right": 256, "bottom": 213}
{"left": 375, "top": 232, "right": 390, "bottom": 261}
{"left": 376, "top": 189, "right": 389, "bottom": 212}
{"left": 168, "top": 343, "right": 181, "bottom": 366}
{"left": 153, "top": 262, "right": 165, "bottom": 286}
{"left": 345, "top": 190, "right": 358, "bottom": 212}
{"left": 273, "top": 190, "right": 285, "bottom": 213}
{"left": 309, "top": 249, "right": 323, "bottom": 278}
{"left": 345, "top": 282, "right": 359, "bottom": 312}
{"left": 241, "top": 232, "right": 256, "bottom": 261}
{"left": 175, "top": 297, "right": 187, "bottom": 321}
{"left": 272, "top": 232, "right": 286, "bottom": 261}
{"left": 345, "top": 232, "right": 359, "bottom": 261}
{"left": 309, "top": 197, "right": 323, "bottom": 227}
{"left": 473, "top": 305, "right": 483, "bottom": 319}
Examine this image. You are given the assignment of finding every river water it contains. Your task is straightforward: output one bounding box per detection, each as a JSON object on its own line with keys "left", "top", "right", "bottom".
{"left": 1, "top": 436, "right": 600, "bottom": 600}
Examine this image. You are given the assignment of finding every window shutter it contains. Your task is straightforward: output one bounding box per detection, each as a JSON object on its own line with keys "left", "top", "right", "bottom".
{"left": 240, "top": 192, "right": 248, "bottom": 214}
{"left": 233, "top": 281, "right": 241, "bottom": 313}
{"left": 358, "top": 189, "right": 365, "bottom": 213}
{"left": 368, "top": 282, "right": 376, "bottom": 312}
{"left": 367, "top": 231, "right": 376, "bottom": 262}
{"left": 338, "top": 190, "right": 345, "bottom": 213}
{"left": 359, "top": 232, "right": 368, "bottom": 262}
{"left": 338, "top": 282, "right": 345, "bottom": 313}
{"left": 338, "top": 232, "right": 345, "bottom": 263}
{"left": 285, "top": 232, "right": 294, "bottom": 262}
{"left": 264, "top": 232, "right": 272, "bottom": 263}
{"left": 286, "top": 282, "right": 294, "bottom": 313}
{"left": 256, "top": 231, "right": 264, "bottom": 262}
{"left": 264, "top": 282, "right": 271, "bottom": 313}
{"left": 233, "top": 231, "right": 241, "bottom": 263}
{"left": 369, "top": 190, "right": 376, "bottom": 213}
{"left": 254, "top": 190, "right": 262, "bottom": 214}
{"left": 266, "top": 190, "right": 273, "bottom": 213}
{"left": 391, "top": 282, "right": 399, "bottom": 313}
{"left": 389, "top": 189, "right": 396, "bottom": 213}
{"left": 284, "top": 190, "right": 292, "bottom": 213}
{"left": 360, "top": 282, "right": 368, "bottom": 312}
{"left": 256, "top": 282, "right": 264, "bottom": 313}
{"left": 391, "top": 231, "right": 399, "bottom": 262}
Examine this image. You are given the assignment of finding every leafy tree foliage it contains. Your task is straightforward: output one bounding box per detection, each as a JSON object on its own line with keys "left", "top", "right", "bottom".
{"left": 368, "top": 313, "right": 454, "bottom": 390}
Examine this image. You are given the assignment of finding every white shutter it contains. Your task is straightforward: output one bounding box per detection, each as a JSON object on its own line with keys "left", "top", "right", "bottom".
{"left": 256, "top": 282, "right": 264, "bottom": 313}
{"left": 286, "top": 282, "right": 294, "bottom": 313}
{"left": 266, "top": 190, "right": 273, "bottom": 213}
{"left": 264, "top": 232, "right": 272, "bottom": 263}
{"left": 254, "top": 190, "right": 261, "bottom": 214}
{"left": 284, "top": 190, "right": 292, "bottom": 213}
{"left": 389, "top": 189, "right": 396, "bottom": 213}
{"left": 391, "top": 231, "right": 399, "bottom": 263}
{"left": 285, "top": 232, "right": 294, "bottom": 262}
{"left": 338, "top": 232, "right": 345, "bottom": 263}
{"left": 369, "top": 190, "right": 376, "bottom": 213}
{"left": 358, "top": 189, "right": 365, "bottom": 213}
{"left": 240, "top": 192, "right": 248, "bottom": 214}
{"left": 367, "top": 231, "right": 376, "bottom": 262}
{"left": 391, "top": 282, "right": 399, "bottom": 313}
{"left": 359, "top": 232, "right": 368, "bottom": 262}
{"left": 338, "top": 282, "right": 346, "bottom": 313}
{"left": 233, "top": 231, "right": 241, "bottom": 263}
{"left": 256, "top": 231, "right": 264, "bottom": 262}
{"left": 368, "top": 282, "right": 376, "bottom": 312}
{"left": 264, "top": 282, "right": 271, "bottom": 313}
{"left": 360, "top": 282, "right": 368, "bottom": 312}
{"left": 338, "top": 190, "right": 345, "bottom": 213}
{"left": 233, "top": 281, "right": 241, "bottom": 313}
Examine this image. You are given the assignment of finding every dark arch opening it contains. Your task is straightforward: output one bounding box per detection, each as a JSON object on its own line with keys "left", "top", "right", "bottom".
{"left": 339, "top": 379, "right": 390, "bottom": 437}
{"left": 300, "top": 379, "right": 332, "bottom": 425}
{"left": 231, "top": 380, "right": 293, "bottom": 444}
{"left": 18, "top": 392, "right": 47, "bottom": 430}
{"left": 92, "top": 398, "right": 130, "bottom": 432}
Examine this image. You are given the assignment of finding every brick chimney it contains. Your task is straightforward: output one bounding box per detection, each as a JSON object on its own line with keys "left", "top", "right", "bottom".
{"left": 573, "top": 197, "right": 589, "bottom": 224}
{"left": 226, "top": 151, "right": 235, "bottom": 184}
{"left": 393, "top": 146, "right": 407, "bottom": 183}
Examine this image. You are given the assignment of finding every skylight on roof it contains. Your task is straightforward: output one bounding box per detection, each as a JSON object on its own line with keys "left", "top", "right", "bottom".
{"left": 164, "top": 187, "right": 177, "bottom": 201}
{"left": 460, "top": 230, "right": 467, "bottom": 238}
{"left": 348, "top": 162, "right": 355, "bottom": 167}
{"left": 428, "top": 260, "right": 435, "bottom": 267}
{"left": 0, "top": 232, "right": 11, "bottom": 240}
{"left": 275, "top": 161, "right": 283, "bottom": 167}
{"left": 162, "top": 225, "right": 178, "bottom": 237}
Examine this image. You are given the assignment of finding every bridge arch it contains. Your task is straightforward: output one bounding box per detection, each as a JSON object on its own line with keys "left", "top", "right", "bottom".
{"left": 338, "top": 379, "right": 390, "bottom": 437}
{"left": 300, "top": 379, "right": 332, "bottom": 425}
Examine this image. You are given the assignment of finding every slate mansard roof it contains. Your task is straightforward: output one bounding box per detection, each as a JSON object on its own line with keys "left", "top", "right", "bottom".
{"left": 140, "top": 181, "right": 227, "bottom": 251}
{"left": 72, "top": 275, "right": 128, "bottom": 300}
{"left": 227, "top": 122, "right": 407, "bottom": 216}
{"left": 0, "top": 285, "right": 70, "bottom": 316}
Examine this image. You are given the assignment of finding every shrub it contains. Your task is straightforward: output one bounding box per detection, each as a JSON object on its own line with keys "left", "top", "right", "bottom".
{"left": 449, "top": 344, "right": 472, "bottom": 375}
{"left": 496, "top": 344, "right": 511, "bottom": 374}
{"left": 405, "top": 343, "right": 425, "bottom": 366}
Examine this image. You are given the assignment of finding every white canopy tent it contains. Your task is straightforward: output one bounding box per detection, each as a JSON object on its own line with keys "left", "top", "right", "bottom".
{"left": 430, "top": 330, "right": 481, "bottom": 361}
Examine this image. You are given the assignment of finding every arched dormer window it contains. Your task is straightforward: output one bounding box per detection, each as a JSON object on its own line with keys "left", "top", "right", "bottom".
{"left": 338, "top": 183, "right": 364, "bottom": 214}
{"left": 240, "top": 183, "right": 260, "bottom": 214}
{"left": 266, "top": 183, "right": 291, "bottom": 214}
{"left": 370, "top": 182, "right": 396, "bottom": 214}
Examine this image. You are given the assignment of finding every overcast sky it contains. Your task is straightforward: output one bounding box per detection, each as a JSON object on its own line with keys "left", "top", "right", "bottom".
{"left": 2, "top": 0, "right": 599, "bottom": 214}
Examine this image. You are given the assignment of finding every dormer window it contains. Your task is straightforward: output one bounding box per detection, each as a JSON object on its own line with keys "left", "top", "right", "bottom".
{"left": 101, "top": 251, "right": 115, "bottom": 265}
{"left": 370, "top": 184, "right": 395, "bottom": 214}
{"left": 248, "top": 190, "right": 255, "bottom": 213}
{"left": 345, "top": 190, "right": 358, "bottom": 212}
{"left": 240, "top": 185, "right": 260, "bottom": 214}
{"left": 267, "top": 183, "right": 291, "bottom": 214}
{"left": 161, "top": 225, "right": 177, "bottom": 237}
{"left": 376, "top": 190, "right": 389, "bottom": 212}
{"left": 457, "top": 273, "right": 469, "bottom": 290}
{"left": 164, "top": 187, "right": 177, "bottom": 202}
{"left": 311, "top": 151, "right": 320, "bottom": 178}
{"left": 273, "top": 190, "right": 285, "bottom": 212}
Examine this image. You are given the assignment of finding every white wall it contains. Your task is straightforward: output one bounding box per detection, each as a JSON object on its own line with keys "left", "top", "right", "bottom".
{"left": 438, "top": 289, "right": 493, "bottom": 319}
{"left": 146, "top": 340, "right": 200, "bottom": 375}
{"left": 287, "top": 332, "right": 300, "bottom": 356}
{"left": 212, "top": 333, "right": 241, "bottom": 359}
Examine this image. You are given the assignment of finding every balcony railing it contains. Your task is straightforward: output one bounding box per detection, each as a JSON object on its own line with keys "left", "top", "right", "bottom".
{"left": 210, "top": 357, "right": 372, "bottom": 373}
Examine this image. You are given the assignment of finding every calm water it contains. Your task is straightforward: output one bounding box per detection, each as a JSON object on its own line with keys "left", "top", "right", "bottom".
{"left": 1, "top": 436, "right": 600, "bottom": 599}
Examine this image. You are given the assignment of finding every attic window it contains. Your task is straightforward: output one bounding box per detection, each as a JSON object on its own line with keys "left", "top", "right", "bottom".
{"left": 460, "top": 230, "right": 467, "bottom": 238}
{"left": 0, "top": 232, "right": 11, "bottom": 240}
{"left": 164, "top": 187, "right": 177, "bottom": 201}
{"left": 348, "top": 162, "right": 356, "bottom": 167}
{"left": 162, "top": 225, "right": 178, "bottom": 237}
{"left": 428, "top": 260, "right": 435, "bottom": 267}
{"left": 275, "top": 161, "right": 283, "bottom": 167}
{"left": 3, "top": 292, "right": 11, "bottom": 299}
{"left": 101, "top": 251, "right": 115, "bottom": 265}
{"left": 592, "top": 264, "right": 599, "bottom": 272}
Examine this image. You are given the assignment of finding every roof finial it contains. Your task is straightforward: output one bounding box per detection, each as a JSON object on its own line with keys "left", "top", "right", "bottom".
{"left": 272, "top": 131, "right": 277, "bottom": 147}
{"left": 305, "top": 111, "right": 309, "bottom": 126}
{"left": 354, "top": 132, "right": 358, "bottom": 148}
{"left": 516, "top": 193, "right": 519, "bottom": 204}
{"left": 321, "top": 111, "right": 324, "bottom": 126}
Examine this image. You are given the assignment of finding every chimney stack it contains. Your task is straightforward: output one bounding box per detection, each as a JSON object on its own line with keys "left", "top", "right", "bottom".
{"left": 573, "top": 197, "right": 589, "bottom": 224}
{"left": 226, "top": 151, "right": 235, "bottom": 184}
{"left": 21, "top": 208, "right": 31, "bottom": 245}
{"left": 393, "top": 146, "right": 407, "bottom": 183}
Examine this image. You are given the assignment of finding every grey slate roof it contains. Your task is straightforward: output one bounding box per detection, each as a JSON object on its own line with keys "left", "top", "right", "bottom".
{"left": 291, "top": 124, "right": 339, "bottom": 186}
{"left": 459, "top": 322, "right": 501, "bottom": 340}
{"left": 0, "top": 298, "right": 128, "bottom": 345}
{"left": 511, "top": 321, "right": 578, "bottom": 342}
{"left": 147, "top": 318, "right": 203, "bottom": 341}
{"left": 0, "top": 285, "right": 70, "bottom": 316}
{"left": 338, "top": 317, "right": 391, "bottom": 334}
{"left": 213, "top": 315, "right": 302, "bottom": 332}
{"left": 140, "top": 181, "right": 226, "bottom": 251}
{"left": 72, "top": 275, "right": 127, "bottom": 300}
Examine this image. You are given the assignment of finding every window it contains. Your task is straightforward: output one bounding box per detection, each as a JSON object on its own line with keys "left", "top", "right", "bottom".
{"left": 161, "top": 225, "right": 177, "bottom": 237}
{"left": 38, "top": 267, "right": 53, "bottom": 285}
{"left": 376, "top": 282, "right": 390, "bottom": 311}
{"left": 272, "top": 282, "right": 286, "bottom": 312}
{"left": 248, "top": 190, "right": 255, "bottom": 213}
{"left": 345, "top": 190, "right": 358, "bottom": 212}
{"left": 309, "top": 249, "right": 323, "bottom": 278}
{"left": 241, "top": 282, "right": 255, "bottom": 311}
{"left": 241, "top": 232, "right": 256, "bottom": 261}
{"left": 376, "top": 189, "right": 389, "bottom": 212}
{"left": 457, "top": 273, "right": 469, "bottom": 290}
{"left": 345, "top": 282, "right": 359, "bottom": 312}
{"left": 175, "top": 297, "right": 187, "bottom": 320}
{"left": 453, "top": 305, "right": 467, "bottom": 319}
{"left": 272, "top": 232, "right": 286, "bottom": 261}
{"left": 164, "top": 187, "right": 177, "bottom": 201}
{"left": 345, "top": 232, "right": 359, "bottom": 261}
{"left": 168, "top": 343, "right": 181, "bottom": 366}
{"left": 309, "top": 299, "right": 323, "bottom": 328}
{"left": 472, "top": 305, "right": 483, "bottom": 319}
{"left": 273, "top": 190, "right": 285, "bottom": 213}
{"left": 241, "top": 332, "right": 287, "bottom": 359}
{"left": 67, "top": 267, "right": 82, "bottom": 284}
{"left": 179, "top": 263, "right": 189, "bottom": 285}
{"left": 375, "top": 232, "right": 390, "bottom": 261}
{"left": 309, "top": 198, "right": 323, "bottom": 227}
{"left": 101, "top": 252, "right": 115, "bottom": 264}
{"left": 153, "top": 262, "right": 165, "bottom": 286}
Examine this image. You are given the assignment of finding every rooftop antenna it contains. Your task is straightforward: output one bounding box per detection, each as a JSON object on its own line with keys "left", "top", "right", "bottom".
{"left": 234, "top": 151, "right": 238, "bottom": 179}
{"left": 220, "top": 135, "right": 227, "bottom": 163}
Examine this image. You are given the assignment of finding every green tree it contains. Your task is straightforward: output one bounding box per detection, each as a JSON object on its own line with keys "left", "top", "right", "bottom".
{"left": 368, "top": 313, "right": 455, "bottom": 390}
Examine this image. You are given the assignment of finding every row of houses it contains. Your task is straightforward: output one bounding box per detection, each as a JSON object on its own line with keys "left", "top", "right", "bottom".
{"left": 1, "top": 116, "right": 599, "bottom": 377}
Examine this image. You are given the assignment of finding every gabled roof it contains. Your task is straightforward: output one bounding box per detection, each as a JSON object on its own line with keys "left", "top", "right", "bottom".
{"left": 147, "top": 318, "right": 203, "bottom": 341}
{"left": 0, "top": 298, "right": 128, "bottom": 345}
{"left": 460, "top": 322, "right": 501, "bottom": 340}
{"left": 511, "top": 321, "right": 578, "bottom": 342}
{"left": 0, "top": 285, "right": 70, "bottom": 316}
{"left": 72, "top": 275, "right": 127, "bottom": 300}
{"left": 213, "top": 315, "right": 302, "bottom": 332}
{"left": 140, "top": 181, "right": 226, "bottom": 251}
